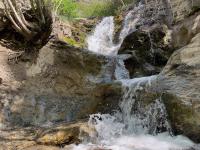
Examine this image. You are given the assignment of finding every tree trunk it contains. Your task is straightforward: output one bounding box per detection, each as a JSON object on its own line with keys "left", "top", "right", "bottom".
{"left": 1, "top": 0, "right": 52, "bottom": 45}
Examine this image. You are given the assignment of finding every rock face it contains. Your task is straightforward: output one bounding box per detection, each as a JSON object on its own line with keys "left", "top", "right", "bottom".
{"left": 119, "top": 30, "right": 200, "bottom": 141}
{"left": 143, "top": 0, "right": 200, "bottom": 23}
{"left": 159, "top": 33, "right": 200, "bottom": 142}
{"left": 0, "top": 40, "right": 122, "bottom": 127}
{"left": 171, "top": 12, "right": 200, "bottom": 48}
{"left": 118, "top": 24, "right": 173, "bottom": 77}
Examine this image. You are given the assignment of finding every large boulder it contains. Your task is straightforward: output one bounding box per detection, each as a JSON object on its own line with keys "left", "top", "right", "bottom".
{"left": 159, "top": 33, "right": 200, "bottom": 142}
{"left": 36, "top": 120, "right": 95, "bottom": 146}
{"left": 0, "top": 120, "right": 93, "bottom": 149}
{"left": 0, "top": 40, "right": 122, "bottom": 127}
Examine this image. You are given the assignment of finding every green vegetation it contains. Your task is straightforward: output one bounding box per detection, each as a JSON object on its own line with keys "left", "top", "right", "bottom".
{"left": 53, "top": 0, "right": 134, "bottom": 19}
{"left": 76, "top": 0, "right": 120, "bottom": 18}
{"left": 53, "top": 0, "right": 78, "bottom": 19}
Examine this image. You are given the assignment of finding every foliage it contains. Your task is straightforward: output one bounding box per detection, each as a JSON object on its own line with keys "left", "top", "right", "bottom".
{"left": 53, "top": 0, "right": 78, "bottom": 19}
{"left": 53, "top": 0, "right": 135, "bottom": 19}
{"left": 76, "top": 0, "right": 119, "bottom": 18}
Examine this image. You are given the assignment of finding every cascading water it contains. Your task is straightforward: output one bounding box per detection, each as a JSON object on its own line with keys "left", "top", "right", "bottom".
{"left": 69, "top": 76, "right": 197, "bottom": 150}
{"left": 119, "top": 76, "right": 171, "bottom": 135}
{"left": 86, "top": 4, "right": 144, "bottom": 80}
{"left": 87, "top": 3, "right": 143, "bottom": 56}
{"left": 87, "top": 16, "right": 118, "bottom": 56}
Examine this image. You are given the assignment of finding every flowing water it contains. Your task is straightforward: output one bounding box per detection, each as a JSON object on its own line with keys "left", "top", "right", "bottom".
{"left": 87, "top": 16, "right": 118, "bottom": 56}
{"left": 69, "top": 76, "right": 197, "bottom": 150}
{"left": 87, "top": 3, "right": 144, "bottom": 56}
{"left": 72, "top": 2, "right": 199, "bottom": 150}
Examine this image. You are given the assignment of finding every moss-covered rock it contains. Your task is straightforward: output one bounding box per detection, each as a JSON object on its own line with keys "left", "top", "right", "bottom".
{"left": 54, "top": 18, "right": 100, "bottom": 48}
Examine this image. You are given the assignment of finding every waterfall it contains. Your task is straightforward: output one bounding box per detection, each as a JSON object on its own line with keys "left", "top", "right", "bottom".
{"left": 86, "top": 4, "right": 145, "bottom": 80}
{"left": 119, "top": 3, "right": 143, "bottom": 42}
{"left": 87, "top": 3, "right": 143, "bottom": 56}
{"left": 87, "top": 16, "right": 118, "bottom": 56}
{"left": 70, "top": 76, "right": 196, "bottom": 150}
{"left": 76, "top": 1, "right": 199, "bottom": 150}
{"left": 119, "top": 76, "right": 171, "bottom": 135}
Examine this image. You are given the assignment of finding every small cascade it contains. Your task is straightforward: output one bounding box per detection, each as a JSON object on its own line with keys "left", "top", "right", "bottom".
{"left": 77, "top": 1, "right": 199, "bottom": 149}
{"left": 119, "top": 3, "right": 144, "bottom": 42}
{"left": 119, "top": 76, "right": 171, "bottom": 135}
{"left": 86, "top": 4, "right": 145, "bottom": 80}
{"left": 87, "top": 17, "right": 118, "bottom": 56}
{"left": 87, "top": 3, "right": 144, "bottom": 56}
{"left": 70, "top": 76, "right": 196, "bottom": 150}
{"left": 114, "top": 57, "right": 130, "bottom": 80}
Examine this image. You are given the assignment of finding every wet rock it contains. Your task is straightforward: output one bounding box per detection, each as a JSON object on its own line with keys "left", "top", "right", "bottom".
{"left": 0, "top": 127, "right": 38, "bottom": 150}
{"left": 25, "top": 146, "right": 60, "bottom": 150}
{"left": 118, "top": 24, "right": 173, "bottom": 77}
{"left": 36, "top": 120, "right": 96, "bottom": 146}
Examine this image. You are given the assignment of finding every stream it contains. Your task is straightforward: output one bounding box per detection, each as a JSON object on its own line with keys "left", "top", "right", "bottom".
{"left": 70, "top": 2, "right": 199, "bottom": 150}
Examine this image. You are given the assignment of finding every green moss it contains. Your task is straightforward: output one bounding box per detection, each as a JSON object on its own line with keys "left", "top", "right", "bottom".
{"left": 63, "top": 31, "right": 86, "bottom": 48}
{"left": 63, "top": 37, "right": 77, "bottom": 46}
{"left": 61, "top": 17, "right": 100, "bottom": 48}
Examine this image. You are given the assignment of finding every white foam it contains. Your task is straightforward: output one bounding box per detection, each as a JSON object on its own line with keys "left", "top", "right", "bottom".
{"left": 87, "top": 16, "right": 118, "bottom": 56}
{"left": 69, "top": 133, "right": 195, "bottom": 150}
{"left": 120, "top": 75, "right": 157, "bottom": 87}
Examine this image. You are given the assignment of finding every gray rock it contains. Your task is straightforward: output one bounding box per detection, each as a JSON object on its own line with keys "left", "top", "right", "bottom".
{"left": 0, "top": 40, "right": 122, "bottom": 127}
{"left": 159, "top": 33, "right": 200, "bottom": 142}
